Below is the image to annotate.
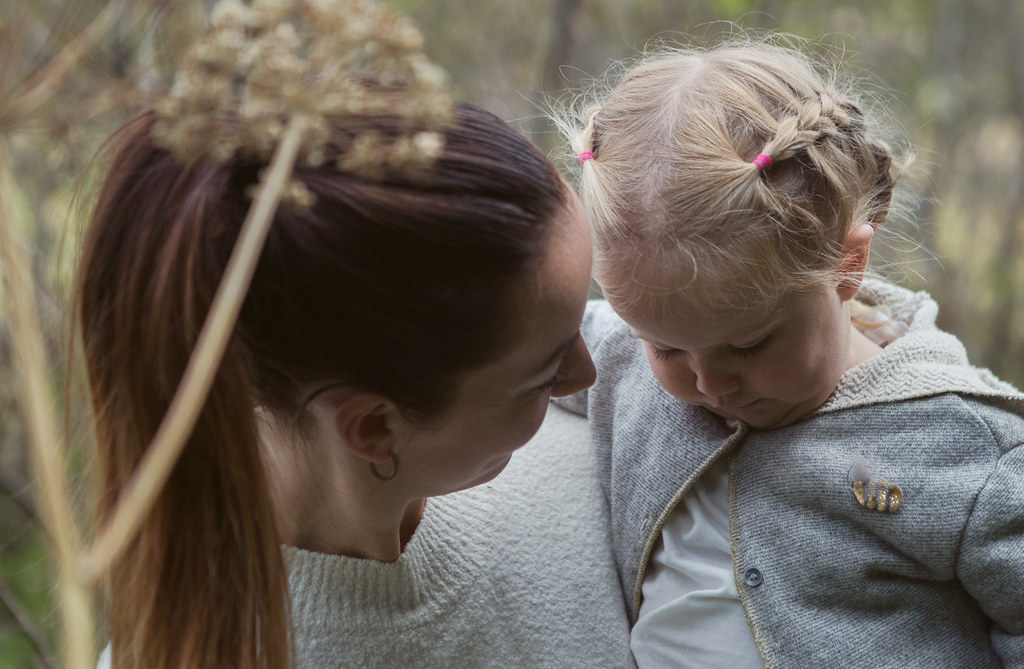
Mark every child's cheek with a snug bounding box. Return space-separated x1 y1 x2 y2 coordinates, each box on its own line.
649 357 697 402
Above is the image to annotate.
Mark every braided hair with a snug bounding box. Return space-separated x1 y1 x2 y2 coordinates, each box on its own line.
567 38 905 317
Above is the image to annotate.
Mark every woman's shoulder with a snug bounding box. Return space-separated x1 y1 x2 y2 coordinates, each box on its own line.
497 403 598 493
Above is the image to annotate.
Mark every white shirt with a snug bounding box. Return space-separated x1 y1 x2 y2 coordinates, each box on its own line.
631 458 763 668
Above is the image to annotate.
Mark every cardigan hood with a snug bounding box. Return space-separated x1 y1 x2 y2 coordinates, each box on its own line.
820 278 1023 414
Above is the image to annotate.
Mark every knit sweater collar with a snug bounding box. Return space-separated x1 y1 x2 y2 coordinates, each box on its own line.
817 278 1023 416
284 491 488 630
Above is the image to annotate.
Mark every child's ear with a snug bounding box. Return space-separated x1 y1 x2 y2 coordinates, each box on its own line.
324 391 403 466
837 223 874 301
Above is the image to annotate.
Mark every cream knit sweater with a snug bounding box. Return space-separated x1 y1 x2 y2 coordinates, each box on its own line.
286 404 632 668
98 406 632 668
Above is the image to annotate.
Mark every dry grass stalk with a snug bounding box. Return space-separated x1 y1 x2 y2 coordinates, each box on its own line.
0 1 123 132
79 113 310 583
0 5 130 665
0 574 57 669
0 147 93 669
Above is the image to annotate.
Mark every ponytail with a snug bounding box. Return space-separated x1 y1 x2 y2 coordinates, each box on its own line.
79 98 564 667
77 113 290 668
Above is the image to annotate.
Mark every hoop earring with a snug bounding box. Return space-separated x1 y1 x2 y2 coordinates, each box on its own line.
369 452 400 481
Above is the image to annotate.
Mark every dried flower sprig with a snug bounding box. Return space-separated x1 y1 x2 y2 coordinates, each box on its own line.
152 0 452 177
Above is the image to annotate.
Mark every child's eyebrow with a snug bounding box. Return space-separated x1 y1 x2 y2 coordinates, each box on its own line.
733 317 781 344
628 329 672 348
627 311 783 349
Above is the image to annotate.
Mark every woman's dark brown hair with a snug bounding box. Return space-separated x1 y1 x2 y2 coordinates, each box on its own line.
77 102 567 667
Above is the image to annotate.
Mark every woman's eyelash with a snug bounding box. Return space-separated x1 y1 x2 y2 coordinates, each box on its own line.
537 365 568 392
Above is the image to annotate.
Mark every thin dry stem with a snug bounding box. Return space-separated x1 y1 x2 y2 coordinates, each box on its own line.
0 144 94 669
0 573 57 669
79 113 309 583
0 1 123 132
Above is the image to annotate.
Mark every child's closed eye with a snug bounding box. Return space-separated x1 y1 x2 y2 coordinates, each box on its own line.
650 346 680 361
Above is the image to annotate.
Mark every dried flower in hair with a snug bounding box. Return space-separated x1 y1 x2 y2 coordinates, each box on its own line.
246 175 317 211
153 0 453 183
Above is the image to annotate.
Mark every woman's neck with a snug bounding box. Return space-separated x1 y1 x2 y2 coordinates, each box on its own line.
286 494 426 561
259 418 426 562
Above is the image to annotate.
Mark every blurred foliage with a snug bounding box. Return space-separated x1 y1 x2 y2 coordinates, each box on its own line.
1 0 1022 665
398 0 1024 385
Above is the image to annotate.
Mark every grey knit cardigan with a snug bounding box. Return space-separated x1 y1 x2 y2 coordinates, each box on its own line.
562 279 1024 668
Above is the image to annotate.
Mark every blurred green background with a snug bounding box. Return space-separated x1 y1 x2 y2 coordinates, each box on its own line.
2 0 1022 666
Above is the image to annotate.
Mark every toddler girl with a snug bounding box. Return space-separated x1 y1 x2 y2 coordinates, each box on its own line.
560 39 1024 667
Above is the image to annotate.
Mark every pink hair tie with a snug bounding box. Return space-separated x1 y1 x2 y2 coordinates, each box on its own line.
578 150 595 164
753 152 772 172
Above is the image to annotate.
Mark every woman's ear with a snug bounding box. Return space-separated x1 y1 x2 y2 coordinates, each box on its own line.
320 390 403 466
837 223 874 301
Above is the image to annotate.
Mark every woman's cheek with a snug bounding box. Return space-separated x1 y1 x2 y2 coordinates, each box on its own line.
515 394 553 448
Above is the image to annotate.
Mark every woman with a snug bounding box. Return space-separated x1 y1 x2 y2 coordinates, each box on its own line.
82 2 630 666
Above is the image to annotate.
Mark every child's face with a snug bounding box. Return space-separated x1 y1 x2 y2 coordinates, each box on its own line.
615 284 856 429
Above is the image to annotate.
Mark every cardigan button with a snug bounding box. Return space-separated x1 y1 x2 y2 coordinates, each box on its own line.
744 568 763 587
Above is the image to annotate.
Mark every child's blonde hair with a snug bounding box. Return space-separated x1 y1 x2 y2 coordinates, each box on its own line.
565 36 906 318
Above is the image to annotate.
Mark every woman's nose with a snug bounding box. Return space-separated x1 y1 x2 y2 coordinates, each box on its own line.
550 335 597 397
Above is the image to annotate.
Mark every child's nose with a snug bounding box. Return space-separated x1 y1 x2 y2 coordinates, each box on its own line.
689 354 739 398
550 335 597 397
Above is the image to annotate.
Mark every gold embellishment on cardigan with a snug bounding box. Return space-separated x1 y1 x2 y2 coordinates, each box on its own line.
852 478 902 512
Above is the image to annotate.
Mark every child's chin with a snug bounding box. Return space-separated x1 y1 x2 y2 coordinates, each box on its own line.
709 403 807 431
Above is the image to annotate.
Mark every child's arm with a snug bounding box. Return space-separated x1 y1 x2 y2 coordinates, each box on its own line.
957 436 1024 664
